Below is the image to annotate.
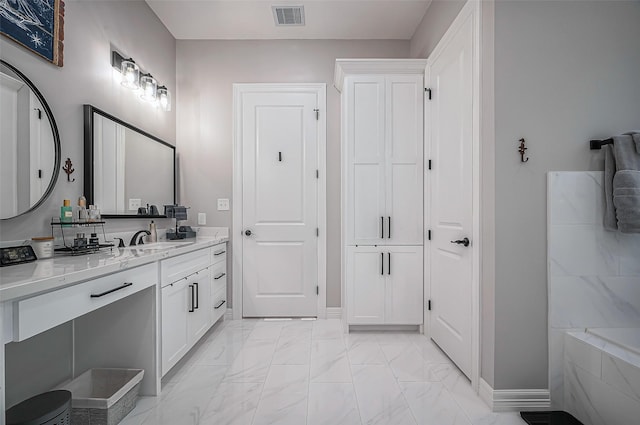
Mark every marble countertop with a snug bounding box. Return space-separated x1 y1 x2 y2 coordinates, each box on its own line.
0 236 228 303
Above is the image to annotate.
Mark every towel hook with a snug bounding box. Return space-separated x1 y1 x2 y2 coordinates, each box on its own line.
518 138 529 163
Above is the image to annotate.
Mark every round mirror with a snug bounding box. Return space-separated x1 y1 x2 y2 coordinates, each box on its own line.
0 60 61 220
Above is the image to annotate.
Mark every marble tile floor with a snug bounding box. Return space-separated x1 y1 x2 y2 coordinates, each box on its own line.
121 319 526 425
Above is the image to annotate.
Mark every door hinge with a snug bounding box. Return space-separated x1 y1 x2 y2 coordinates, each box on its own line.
428 159 432 170
316 228 319 237
314 108 319 120
316 169 319 179
428 230 431 240
35 108 42 119
428 300 432 311
425 88 432 100
316 285 319 295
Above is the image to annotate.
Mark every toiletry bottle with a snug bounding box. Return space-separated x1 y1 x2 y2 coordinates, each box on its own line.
61 199 73 227
149 220 158 243
78 195 87 222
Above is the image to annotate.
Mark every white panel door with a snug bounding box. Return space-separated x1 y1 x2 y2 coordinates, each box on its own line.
346 77 386 245
347 246 386 324
385 246 424 325
187 268 211 343
242 90 318 317
385 75 424 245
161 280 189 375
429 15 474 378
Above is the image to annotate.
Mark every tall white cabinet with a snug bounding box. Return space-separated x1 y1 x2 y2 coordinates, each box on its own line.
335 59 427 327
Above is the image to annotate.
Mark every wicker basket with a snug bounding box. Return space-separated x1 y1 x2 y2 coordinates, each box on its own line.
59 368 144 425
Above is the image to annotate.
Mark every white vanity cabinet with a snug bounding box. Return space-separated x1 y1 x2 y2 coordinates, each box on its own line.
160 242 227 376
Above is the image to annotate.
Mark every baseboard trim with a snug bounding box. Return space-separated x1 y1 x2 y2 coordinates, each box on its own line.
479 379 551 412
225 309 233 320
326 307 342 319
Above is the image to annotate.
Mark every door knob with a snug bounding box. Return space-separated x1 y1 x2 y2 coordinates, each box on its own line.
244 230 252 236
450 237 470 247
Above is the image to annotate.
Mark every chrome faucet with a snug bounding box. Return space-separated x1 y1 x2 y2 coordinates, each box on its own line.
130 230 151 246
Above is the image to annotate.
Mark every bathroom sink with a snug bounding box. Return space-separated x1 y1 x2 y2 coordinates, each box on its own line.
124 241 194 251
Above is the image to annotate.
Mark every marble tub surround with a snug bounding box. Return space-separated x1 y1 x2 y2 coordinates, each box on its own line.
0 232 228 302
120 319 527 425
547 172 640 408
564 332 640 425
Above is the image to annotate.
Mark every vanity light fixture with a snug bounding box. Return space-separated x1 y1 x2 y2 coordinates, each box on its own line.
157 86 171 111
111 50 171 111
140 73 157 102
120 58 140 89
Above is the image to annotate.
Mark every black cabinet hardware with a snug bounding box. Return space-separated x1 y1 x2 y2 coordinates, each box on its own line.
90 282 132 298
194 282 199 309
215 300 226 309
388 252 391 275
214 250 226 256
278 152 282 162
245 229 252 236
189 285 195 312
380 217 384 239
214 273 226 280
388 216 391 238
381 252 384 275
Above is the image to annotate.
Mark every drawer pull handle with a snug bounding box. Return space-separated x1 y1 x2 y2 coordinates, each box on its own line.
194 282 199 309
214 273 226 280
214 250 226 256
214 300 226 309
189 285 195 312
90 282 133 298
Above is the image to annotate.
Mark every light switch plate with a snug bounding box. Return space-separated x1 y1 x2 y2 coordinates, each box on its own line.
198 213 206 225
217 198 230 211
129 198 141 211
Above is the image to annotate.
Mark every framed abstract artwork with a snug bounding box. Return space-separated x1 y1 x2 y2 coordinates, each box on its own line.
0 0 65 67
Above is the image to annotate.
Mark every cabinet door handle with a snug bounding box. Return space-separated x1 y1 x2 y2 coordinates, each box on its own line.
214 300 226 309
90 282 133 298
214 272 226 280
381 252 384 275
388 216 391 239
380 217 384 239
189 284 195 312
388 252 391 275
214 250 226 256
193 282 199 309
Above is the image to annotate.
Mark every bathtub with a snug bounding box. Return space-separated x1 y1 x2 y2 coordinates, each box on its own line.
564 329 640 425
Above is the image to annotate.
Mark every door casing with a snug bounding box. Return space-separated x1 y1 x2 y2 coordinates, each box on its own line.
232 83 327 319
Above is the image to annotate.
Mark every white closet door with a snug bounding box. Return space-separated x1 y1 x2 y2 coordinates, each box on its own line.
346 76 386 245
385 246 424 325
385 75 424 245
429 14 474 378
347 246 386 324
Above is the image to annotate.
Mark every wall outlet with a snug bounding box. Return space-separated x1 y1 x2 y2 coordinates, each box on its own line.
217 198 230 211
198 212 206 225
129 198 141 211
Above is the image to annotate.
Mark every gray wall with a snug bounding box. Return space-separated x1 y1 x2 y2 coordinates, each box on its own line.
0 0 176 242
493 0 640 390
409 0 466 58
176 39 410 308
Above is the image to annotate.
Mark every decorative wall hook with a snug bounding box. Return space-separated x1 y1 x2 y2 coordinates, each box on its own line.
63 157 75 182
518 138 529 162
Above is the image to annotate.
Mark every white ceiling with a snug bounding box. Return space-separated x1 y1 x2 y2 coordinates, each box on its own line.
145 0 432 40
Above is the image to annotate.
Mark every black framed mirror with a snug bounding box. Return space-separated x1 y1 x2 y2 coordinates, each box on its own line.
83 105 176 218
0 59 61 220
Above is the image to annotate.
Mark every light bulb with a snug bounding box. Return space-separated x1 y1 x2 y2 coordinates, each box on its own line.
140 74 157 102
120 59 139 89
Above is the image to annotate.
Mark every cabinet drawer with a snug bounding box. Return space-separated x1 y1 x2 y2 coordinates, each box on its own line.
15 263 157 341
211 261 227 293
211 243 227 266
162 248 211 284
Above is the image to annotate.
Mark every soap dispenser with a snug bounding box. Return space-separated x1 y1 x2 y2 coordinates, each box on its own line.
149 220 158 243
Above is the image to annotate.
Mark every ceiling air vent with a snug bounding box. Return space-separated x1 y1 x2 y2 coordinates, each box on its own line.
272 5 305 26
